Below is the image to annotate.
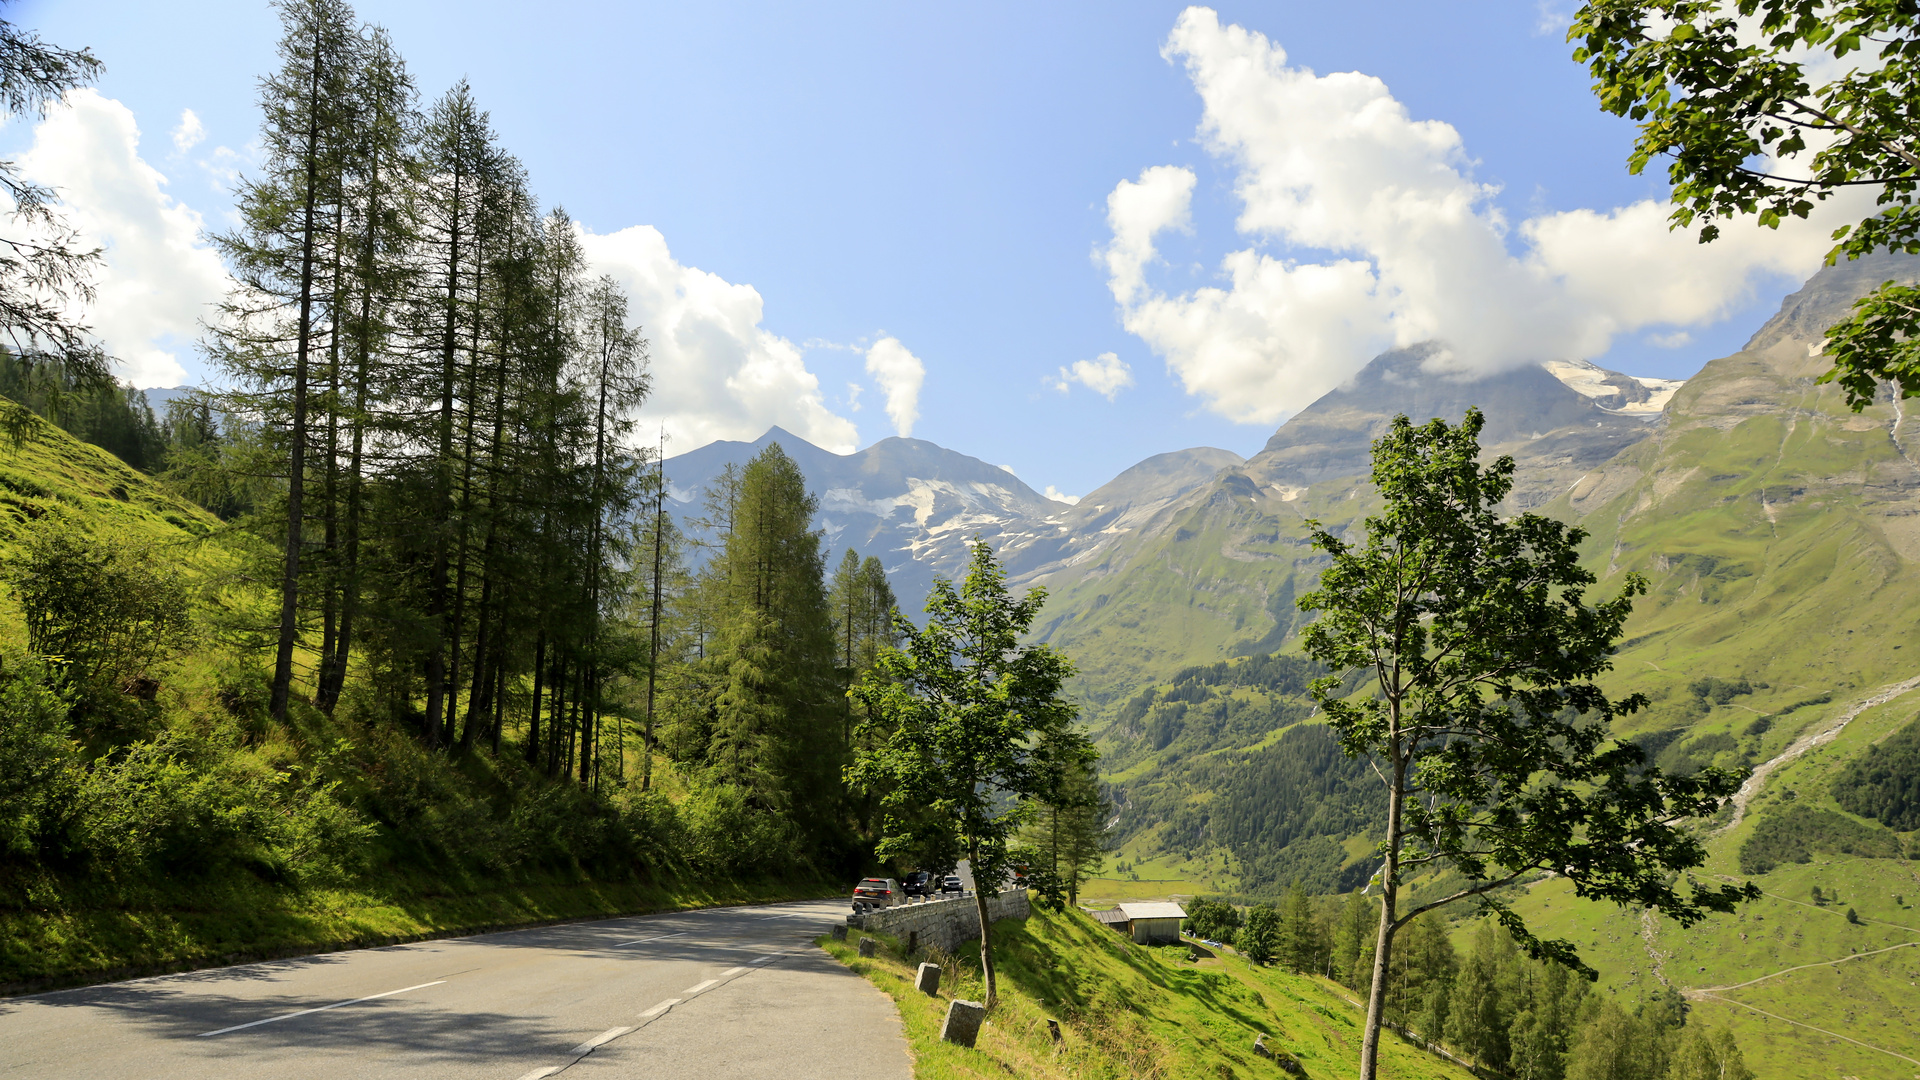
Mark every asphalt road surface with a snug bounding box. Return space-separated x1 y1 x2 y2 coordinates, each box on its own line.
0 898 910 1080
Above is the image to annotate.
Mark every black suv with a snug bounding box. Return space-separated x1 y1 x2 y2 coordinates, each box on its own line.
902 871 936 897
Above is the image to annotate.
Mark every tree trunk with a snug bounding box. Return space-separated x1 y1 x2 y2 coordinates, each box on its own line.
643 443 665 793
425 135 465 750
1358 739 1406 1080
971 841 998 1009
269 29 327 723
318 128 379 716
526 630 545 764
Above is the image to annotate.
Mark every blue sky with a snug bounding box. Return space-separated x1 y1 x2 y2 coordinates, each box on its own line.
4 1 1843 499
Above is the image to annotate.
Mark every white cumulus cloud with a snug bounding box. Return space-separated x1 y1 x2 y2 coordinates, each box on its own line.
16 90 232 388
1051 350 1134 400
578 224 860 454
1106 7 1869 426
1044 485 1081 505
863 335 925 438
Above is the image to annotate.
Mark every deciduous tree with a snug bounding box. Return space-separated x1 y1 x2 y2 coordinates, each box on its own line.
1297 409 1755 1080
849 539 1082 1007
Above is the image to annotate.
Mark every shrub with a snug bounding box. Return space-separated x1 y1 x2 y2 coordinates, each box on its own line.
0 653 79 858
1832 714 1920 830
2 518 190 717
1739 804 1902 874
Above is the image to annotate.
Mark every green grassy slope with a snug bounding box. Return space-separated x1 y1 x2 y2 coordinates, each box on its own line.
826 905 1477 1080
0 398 838 991
1056 256 1920 1076
0 397 222 554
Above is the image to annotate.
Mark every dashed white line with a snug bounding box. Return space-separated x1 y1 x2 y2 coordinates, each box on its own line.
721 966 748 977
750 954 779 964
637 997 681 1019
683 979 718 995
568 1025 635 1056
513 1068 561 1080
195 980 447 1037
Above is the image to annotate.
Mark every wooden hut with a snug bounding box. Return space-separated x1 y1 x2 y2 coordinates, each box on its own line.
1114 902 1187 944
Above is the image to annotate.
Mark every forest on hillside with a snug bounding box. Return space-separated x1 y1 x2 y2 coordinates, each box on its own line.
0 0 1092 985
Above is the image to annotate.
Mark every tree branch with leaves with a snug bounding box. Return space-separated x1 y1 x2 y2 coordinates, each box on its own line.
1571 0 1920 407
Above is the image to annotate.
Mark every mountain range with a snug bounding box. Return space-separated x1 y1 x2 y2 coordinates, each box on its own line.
665 252 1920 1080
663 344 1681 663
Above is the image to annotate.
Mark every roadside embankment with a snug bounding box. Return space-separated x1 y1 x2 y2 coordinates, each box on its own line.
821 904 1475 1080
1 872 838 995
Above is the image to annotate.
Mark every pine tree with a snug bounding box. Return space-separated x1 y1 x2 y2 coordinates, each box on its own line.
315 23 414 714
702 444 840 828
0 9 110 430
1021 733 1111 906
1446 921 1508 1071
1333 890 1375 988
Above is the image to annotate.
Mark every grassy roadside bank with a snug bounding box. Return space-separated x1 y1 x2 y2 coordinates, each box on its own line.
2 873 837 995
820 905 1474 1080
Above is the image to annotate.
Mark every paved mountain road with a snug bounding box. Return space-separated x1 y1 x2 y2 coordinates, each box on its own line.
0 898 909 1080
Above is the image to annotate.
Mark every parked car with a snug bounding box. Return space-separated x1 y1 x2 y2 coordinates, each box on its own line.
851 877 902 913
902 871 935 897
940 875 964 894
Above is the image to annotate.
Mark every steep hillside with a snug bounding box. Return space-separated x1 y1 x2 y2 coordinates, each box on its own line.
1019 347 1677 703
826 904 1478 1080
0 396 222 554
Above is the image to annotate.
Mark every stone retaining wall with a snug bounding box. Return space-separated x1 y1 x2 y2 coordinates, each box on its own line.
849 890 1030 953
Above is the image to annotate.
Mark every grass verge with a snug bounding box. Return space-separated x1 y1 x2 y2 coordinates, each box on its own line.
819 904 1475 1080
1 872 836 994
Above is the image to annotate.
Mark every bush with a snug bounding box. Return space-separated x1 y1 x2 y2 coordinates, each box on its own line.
2 518 190 719
0 654 79 859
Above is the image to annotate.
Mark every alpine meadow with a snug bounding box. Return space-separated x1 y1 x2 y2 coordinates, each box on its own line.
4 3 1920 1080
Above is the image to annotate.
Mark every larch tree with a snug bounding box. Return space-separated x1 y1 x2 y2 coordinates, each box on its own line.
0 3 109 442
207 0 361 721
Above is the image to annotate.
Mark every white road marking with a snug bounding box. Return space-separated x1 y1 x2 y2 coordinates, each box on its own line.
195 980 447 1037
568 1025 635 1056
613 931 687 947
757 912 797 920
683 979 718 995
637 997 681 1019
750 954 780 964
722 966 748 977
513 1069 561 1080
